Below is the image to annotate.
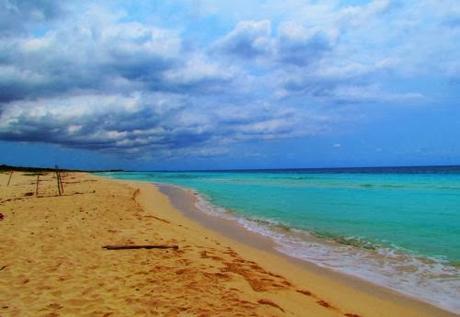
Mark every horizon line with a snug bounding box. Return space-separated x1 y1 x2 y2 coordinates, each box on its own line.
2 163 460 173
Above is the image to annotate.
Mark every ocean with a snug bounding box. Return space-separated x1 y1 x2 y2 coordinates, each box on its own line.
99 166 460 313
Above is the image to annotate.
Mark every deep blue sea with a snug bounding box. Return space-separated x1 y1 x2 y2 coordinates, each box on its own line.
99 166 460 313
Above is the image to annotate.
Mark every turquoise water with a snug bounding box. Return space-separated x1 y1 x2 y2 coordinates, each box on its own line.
99 168 460 312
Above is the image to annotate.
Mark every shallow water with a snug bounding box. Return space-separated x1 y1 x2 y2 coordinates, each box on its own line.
99 166 460 313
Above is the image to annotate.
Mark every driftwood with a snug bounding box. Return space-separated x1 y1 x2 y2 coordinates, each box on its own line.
102 245 178 250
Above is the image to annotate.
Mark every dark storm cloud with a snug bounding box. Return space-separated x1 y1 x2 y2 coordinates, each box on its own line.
0 93 309 157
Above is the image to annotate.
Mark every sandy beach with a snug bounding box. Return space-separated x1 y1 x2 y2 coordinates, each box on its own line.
0 171 457 317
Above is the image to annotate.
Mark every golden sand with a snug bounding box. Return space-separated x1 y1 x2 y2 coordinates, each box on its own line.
0 171 456 316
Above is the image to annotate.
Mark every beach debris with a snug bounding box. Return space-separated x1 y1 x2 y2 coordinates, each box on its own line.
102 244 179 250
0 213 4 221
0 265 7 271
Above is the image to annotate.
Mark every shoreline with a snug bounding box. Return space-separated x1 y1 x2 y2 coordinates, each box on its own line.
1 171 457 316
154 181 459 317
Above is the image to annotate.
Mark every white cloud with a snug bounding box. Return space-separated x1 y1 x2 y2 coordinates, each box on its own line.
213 20 273 59
0 0 458 158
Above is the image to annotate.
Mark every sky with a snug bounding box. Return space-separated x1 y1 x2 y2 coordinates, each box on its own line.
0 0 459 170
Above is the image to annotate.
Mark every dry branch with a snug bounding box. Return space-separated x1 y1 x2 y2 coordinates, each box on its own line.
102 245 178 250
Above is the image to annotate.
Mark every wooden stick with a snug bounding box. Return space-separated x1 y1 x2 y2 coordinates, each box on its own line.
55 168 61 196
7 171 13 186
35 174 40 196
59 171 64 194
102 245 179 250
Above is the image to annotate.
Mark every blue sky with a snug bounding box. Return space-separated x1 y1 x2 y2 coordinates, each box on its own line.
0 0 459 170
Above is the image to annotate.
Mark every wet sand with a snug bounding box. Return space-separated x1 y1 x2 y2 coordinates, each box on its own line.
0 171 457 316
